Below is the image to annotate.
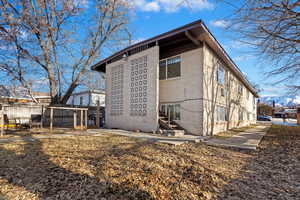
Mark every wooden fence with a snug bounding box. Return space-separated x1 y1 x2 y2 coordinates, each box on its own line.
2 104 44 126
0 103 105 131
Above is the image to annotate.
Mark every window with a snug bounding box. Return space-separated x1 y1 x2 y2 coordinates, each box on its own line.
159 60 166 80
159 56 181 80
80 96 83 106
221 88 225 97
216 106 227 122
175 104 181 120
160 103 181 120
160 104 166 114
253 96 256 110
239 108 244 121
238 83 243 94
217 66 225 85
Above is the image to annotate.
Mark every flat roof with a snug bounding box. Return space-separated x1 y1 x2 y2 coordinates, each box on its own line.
91 19 259 97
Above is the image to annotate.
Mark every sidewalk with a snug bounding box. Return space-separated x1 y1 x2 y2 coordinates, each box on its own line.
88 129 205 145
204 125 270 150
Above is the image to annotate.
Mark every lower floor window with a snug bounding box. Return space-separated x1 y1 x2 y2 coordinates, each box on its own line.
239 108 244 121
160 103 180 120
216 106 227 122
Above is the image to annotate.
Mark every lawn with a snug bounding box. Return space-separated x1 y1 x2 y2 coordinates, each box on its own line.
0 125 299 200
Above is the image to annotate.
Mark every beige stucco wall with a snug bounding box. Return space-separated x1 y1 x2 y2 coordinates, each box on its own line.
105 46 159 132
159 48 204 135
202 42 257 136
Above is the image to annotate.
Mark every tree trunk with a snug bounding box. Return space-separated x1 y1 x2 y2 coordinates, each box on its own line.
48 71 58 105
60 81 79 105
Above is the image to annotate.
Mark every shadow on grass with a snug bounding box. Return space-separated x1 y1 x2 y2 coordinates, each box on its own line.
0 134 154 199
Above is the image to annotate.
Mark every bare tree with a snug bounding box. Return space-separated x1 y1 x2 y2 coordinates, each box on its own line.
0 0 130 104
225 0 300 89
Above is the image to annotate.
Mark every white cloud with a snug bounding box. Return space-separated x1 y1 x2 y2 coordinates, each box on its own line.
233 55 255 62
210 20 229 28
130 0 213 13
144 1 160 12
294 95 300 104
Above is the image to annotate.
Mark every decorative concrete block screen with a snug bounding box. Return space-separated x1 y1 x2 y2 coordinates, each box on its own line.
130 56 148 116
105 46 159 132
110 64 124 116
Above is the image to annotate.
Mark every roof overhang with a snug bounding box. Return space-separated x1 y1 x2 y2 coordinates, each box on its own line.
91 20 259 97
91 20 204 72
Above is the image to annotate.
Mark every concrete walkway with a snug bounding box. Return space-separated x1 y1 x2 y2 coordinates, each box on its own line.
204 125 270 150
88 129 205 145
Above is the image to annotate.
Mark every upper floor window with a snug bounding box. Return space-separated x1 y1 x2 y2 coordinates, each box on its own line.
159 56 181 80
217 66 225 85
238 83 243 95
80 96 83 105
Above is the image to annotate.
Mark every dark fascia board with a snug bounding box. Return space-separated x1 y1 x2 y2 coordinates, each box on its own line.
91 20 203 70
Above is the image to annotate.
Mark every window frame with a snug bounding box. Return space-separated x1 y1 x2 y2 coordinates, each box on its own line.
80 96 83 106
160 103 181 120
238 83 243 95
217 65 225 85
215 105 228 122
159 55 181 80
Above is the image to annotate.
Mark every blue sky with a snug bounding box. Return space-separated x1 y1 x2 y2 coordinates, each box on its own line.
125 0 285 97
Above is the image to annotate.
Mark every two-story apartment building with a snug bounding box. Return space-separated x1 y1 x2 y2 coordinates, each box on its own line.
91 20 258 136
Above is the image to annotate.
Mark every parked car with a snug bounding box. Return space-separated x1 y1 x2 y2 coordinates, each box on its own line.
257 115 272 121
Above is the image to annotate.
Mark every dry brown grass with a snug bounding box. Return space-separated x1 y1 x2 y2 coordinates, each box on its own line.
218 124 300 199
0 128 79 139
0 124 299 200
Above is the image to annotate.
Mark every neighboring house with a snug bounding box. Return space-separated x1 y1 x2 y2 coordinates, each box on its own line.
0 89 50 105
91 20 259 136
67 90 105 107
